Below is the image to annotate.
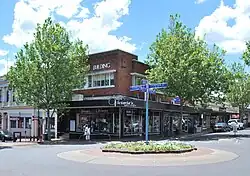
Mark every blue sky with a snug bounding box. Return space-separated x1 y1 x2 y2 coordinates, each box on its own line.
0 0 248 75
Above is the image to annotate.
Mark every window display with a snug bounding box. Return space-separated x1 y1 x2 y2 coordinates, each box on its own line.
162 112 171 135
123 110 142 135
76 109 119 134
149 112 160 133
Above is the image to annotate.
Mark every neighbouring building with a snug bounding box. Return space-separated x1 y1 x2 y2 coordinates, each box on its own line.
0 77 58 139
59 49 239 140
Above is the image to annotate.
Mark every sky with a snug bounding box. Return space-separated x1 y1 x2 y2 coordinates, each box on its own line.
0 0 249 76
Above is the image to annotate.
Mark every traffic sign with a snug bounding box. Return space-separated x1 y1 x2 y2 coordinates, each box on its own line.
149 83 167 89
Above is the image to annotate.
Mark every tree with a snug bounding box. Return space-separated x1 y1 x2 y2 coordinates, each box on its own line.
7 17 89 140
226 41 250 119
146 14 228 131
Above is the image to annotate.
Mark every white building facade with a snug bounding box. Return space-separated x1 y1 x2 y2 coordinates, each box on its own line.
0 78 58 138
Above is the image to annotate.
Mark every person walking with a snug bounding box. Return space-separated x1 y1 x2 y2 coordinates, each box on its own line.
85 125 91 141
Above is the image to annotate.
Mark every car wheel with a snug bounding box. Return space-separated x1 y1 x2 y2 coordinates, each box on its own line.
1 136 5 142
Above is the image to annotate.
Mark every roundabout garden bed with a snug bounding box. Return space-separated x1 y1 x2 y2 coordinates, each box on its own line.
102 141 197 154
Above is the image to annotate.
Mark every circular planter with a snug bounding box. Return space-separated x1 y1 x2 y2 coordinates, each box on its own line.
102 142 197 154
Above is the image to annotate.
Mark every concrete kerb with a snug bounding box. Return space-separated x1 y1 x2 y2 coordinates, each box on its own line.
0 142 38 147
57 147 239 167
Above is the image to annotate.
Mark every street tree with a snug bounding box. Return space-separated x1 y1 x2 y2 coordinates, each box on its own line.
7 17 89 140
146 14 228 131
226 41 250 119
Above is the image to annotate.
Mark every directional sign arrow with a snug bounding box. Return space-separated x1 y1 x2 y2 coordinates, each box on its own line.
149 83 167 89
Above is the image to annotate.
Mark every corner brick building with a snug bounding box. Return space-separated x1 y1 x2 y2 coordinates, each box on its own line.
60 49 233 140
74 49 153 100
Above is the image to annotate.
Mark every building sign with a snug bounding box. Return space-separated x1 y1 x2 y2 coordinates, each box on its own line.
116 100 136 107
93 63 111 70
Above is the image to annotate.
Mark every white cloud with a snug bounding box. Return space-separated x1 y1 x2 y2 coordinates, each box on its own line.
195 0 207 4
196 0 250 54
0 50 9 56
0 59 15 76
3 0 136 53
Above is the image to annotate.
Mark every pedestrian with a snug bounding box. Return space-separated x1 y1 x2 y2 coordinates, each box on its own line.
85 125 90 141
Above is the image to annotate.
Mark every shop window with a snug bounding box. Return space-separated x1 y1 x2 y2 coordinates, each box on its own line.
18 117 24 128
0 89 2 103
123 110 142 135
25 117 31 129
76 109 119 134
10 120 16 128
149 112 160 133
87 72 115 88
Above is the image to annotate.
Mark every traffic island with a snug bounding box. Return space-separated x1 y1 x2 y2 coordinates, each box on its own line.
102 141 196 154
57 145 239 166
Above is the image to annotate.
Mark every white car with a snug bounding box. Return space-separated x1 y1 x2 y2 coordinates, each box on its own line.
228 119 244 130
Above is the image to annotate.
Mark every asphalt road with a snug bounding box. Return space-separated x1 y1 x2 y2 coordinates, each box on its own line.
0 129 250 176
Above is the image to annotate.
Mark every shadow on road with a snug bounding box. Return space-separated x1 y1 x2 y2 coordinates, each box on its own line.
0 146 12 150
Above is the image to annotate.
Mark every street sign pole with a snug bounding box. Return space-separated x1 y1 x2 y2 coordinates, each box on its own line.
129 80 167 145
145 83 149 144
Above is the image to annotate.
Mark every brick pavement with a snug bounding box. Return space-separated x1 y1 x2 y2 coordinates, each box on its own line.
57 147 238 166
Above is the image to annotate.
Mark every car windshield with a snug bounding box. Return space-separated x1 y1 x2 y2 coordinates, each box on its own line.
1 130 12 136
228 120 236 123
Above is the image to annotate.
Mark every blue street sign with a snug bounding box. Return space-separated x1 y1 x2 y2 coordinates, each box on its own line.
140 88 156 94
141 79 148 85
129 85 146 91
149 83 167 89
173 96 181 104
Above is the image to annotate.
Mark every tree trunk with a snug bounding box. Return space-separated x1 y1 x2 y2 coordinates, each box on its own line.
47 109 51 141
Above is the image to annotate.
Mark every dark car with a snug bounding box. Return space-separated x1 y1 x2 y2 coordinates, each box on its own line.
213 122 231 132
0 130 14 142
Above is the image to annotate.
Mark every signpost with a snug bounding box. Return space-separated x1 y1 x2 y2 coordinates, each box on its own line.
130 79 167 144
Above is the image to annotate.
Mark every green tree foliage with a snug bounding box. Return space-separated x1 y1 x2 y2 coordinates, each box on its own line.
226 42 250 118
7 17 89 140
146 14 228 129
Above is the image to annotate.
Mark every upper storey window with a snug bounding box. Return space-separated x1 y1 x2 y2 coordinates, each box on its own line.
87 72 115 88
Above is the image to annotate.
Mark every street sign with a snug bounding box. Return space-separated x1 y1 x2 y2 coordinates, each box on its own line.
141 88 156 94
129 80 168 145
173 96 181 104
141 79 148 85
149 83 167 89
129 85 146 91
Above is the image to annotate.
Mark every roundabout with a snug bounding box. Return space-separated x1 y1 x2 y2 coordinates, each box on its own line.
57 146 239 166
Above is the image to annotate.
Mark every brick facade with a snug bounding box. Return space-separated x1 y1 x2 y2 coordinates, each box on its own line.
74 49 151 98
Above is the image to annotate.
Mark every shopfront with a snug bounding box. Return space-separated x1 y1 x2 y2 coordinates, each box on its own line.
65 96 204 139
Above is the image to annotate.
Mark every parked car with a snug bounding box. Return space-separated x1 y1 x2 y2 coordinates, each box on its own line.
228 119 244 130
0 130 14 142
213 122 231 132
